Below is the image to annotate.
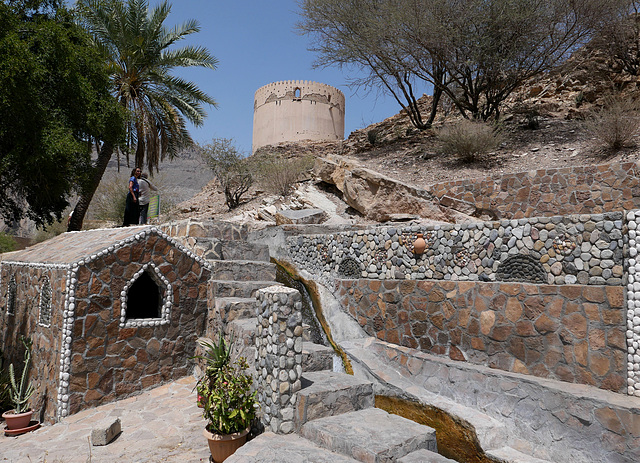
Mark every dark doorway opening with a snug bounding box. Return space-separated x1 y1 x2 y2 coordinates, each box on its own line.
126 271 161 319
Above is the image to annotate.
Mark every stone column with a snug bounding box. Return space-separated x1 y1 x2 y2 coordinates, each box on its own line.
255 285 303 433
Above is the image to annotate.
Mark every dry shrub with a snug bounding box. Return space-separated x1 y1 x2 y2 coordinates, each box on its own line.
254 154 314 197
437 119 502 162
586 96 640 151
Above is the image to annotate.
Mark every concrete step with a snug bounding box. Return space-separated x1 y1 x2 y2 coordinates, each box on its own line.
487 447 554 463
215 297 256 322
211 280 280 298
227 317 258 347
343 338 508 453
226 432 360 463
189 237 271 262
168 219 248 241
300 407 438 462
209 260 276 281
302 342 333 372
398 449 457 462
295 371 374 431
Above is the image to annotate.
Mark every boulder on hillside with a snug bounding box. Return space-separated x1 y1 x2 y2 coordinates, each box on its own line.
275 208 328 225
315 157 454 223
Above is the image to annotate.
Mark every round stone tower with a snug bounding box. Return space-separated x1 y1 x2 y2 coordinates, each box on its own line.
252 80 345 153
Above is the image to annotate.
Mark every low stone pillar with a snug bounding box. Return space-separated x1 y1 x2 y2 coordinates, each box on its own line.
255 285 303 434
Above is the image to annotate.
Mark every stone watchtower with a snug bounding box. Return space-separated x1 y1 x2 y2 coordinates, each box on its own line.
252 80 345 153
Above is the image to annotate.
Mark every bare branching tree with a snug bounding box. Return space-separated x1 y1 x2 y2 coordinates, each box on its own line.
299 0 613 124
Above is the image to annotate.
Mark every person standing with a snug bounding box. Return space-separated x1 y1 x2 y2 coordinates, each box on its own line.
138 172 158 224
122 167 141 226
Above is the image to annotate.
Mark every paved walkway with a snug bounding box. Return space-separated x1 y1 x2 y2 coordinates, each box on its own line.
0 376 211 463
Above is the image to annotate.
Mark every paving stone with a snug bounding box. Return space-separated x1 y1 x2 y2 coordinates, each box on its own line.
226 432 359 462
90 417 121 446
300 408 437 462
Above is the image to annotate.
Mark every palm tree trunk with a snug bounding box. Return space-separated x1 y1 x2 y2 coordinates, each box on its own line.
67 141 114 231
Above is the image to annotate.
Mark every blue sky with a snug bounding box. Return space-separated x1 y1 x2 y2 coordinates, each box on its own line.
156 1 406 154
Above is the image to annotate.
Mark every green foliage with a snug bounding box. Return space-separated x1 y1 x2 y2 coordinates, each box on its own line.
254 153 314 197
437 119 503 163
193 333 233 408
201 138 253 209
0 1 124 226
0 349 12 413
69 0 218 231
586 96 640 151
8 337 35 414
202 357 257 435
0 233 17 253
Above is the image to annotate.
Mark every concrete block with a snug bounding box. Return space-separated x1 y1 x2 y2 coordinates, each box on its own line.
91 417 121 446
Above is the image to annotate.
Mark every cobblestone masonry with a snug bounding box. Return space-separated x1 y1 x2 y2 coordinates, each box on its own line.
337 279 626 393
288 212 624 286
0 227 210 422
428 161 640 219
255 286 303 434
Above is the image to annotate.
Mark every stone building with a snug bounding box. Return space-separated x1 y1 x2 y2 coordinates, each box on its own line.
252 80 345 152
0 226 209 423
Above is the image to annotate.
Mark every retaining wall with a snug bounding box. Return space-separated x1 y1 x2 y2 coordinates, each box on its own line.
337 279 626 392
428 161 640 219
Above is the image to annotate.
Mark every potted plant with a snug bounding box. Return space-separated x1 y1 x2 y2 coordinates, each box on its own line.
193 332 232 408
201 355 257 463
2 337 35 432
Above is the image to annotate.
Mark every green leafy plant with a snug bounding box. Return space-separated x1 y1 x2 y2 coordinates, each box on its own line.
0 349 12 413
202 357 257 435
8 337 35 414
0 233 17 253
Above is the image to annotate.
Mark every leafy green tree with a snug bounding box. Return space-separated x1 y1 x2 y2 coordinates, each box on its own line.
69 0 218 231
0 0 123 226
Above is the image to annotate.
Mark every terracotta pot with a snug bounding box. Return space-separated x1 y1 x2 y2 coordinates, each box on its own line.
413 233 427 255
2 409 33 430
203 427 249 463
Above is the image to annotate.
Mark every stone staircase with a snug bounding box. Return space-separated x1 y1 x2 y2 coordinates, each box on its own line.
184 223 333 377
182 222 548 462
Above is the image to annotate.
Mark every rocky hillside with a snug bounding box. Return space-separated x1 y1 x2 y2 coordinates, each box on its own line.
168 43 640 228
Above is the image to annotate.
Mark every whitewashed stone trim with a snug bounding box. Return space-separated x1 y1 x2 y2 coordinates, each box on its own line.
57 267 75 419
119 262 172 328
626 210 640 396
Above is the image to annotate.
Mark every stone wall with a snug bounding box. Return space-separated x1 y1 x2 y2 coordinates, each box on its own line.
428 162 640 219
254 286 303 434
0 264 67 422
337 279 626 393
288 212 624 286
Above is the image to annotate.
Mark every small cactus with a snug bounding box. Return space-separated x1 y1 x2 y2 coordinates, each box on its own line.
8 337 34 414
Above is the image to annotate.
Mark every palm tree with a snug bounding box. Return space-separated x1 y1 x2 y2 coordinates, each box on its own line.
68 0 217 231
